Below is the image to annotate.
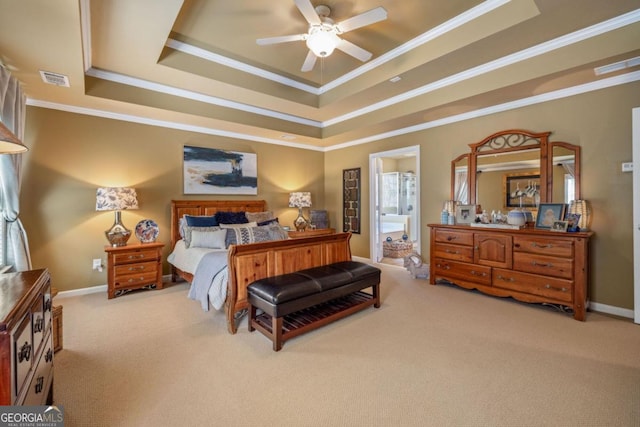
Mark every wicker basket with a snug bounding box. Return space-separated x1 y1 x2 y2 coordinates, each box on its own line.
53 305 63 352
383 240 413 258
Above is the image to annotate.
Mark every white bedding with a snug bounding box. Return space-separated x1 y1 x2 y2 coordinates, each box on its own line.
167 240 229 311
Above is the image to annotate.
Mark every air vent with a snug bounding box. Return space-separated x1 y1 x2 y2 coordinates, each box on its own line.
39 70 70 87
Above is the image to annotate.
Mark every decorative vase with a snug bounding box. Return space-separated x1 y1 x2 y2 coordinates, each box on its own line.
507 209 527 226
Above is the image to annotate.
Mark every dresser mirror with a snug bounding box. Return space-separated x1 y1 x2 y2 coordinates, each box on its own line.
450 130 581 209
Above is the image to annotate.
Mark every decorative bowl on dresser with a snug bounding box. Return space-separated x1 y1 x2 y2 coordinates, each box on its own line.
104 242 165 299
428 224 593 320
0 269 54 405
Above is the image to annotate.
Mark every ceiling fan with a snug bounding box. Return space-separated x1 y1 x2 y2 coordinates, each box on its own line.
256 0 387 72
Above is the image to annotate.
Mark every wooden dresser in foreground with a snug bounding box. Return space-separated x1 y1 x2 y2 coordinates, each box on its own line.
104 242 164 299
288 228 336 238
428 224 593 320
0 269 54 405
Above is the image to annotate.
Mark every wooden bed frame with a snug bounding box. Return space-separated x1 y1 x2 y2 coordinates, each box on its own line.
170 200 352 334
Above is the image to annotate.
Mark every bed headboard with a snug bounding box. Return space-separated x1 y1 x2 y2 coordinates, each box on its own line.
170 199 267 249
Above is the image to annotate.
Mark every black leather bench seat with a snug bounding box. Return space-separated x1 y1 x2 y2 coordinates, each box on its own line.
247 261 381 351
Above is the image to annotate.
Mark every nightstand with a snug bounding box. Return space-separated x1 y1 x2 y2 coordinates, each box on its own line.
287 228 336 238
104 242 164 299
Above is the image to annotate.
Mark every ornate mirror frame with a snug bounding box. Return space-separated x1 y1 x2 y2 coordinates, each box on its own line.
451 129 581 207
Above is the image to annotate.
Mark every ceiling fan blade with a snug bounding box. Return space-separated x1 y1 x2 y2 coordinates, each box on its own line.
335 7 387 33
336 38 373 62
294 0 321 25
257 34 305 45
301 50 317 72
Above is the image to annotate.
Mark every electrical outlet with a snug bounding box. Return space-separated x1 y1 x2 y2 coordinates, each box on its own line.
92 259 102 270
622 162 633 173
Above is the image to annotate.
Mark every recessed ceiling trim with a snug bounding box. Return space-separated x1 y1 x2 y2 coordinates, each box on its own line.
594 55 640 75
29 71 639 154
324 8 640 126
168 0 511 96
326 70 640 151
85 67 323 128
165 38 321 95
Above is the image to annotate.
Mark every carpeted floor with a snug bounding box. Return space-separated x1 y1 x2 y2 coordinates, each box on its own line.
54 263 640 427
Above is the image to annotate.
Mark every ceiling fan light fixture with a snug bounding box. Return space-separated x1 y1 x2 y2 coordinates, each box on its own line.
306 28 336 57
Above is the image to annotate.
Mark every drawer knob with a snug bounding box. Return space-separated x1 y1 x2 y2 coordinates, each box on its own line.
470 270 487 277
532 243 553 249
33 316 44 333
446 236 457 241
445 249 459 254
497 274 515 282
128 266 145 271
45 348 53 363
545 284 567 292
18 341 31 363
128 254 145 260
128 277 145 283
35 376 44 394
531 261 553 268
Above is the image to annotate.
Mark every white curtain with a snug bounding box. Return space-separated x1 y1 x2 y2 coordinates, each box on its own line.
0 66 32 271
454 170 469 204
562 162 575 178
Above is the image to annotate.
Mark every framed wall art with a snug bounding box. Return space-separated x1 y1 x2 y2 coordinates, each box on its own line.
183 146 257 195
343 168 361 233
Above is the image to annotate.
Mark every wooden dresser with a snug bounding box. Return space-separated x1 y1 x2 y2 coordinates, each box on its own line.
428 224 593 320
105 242 165 299
0 269 54 405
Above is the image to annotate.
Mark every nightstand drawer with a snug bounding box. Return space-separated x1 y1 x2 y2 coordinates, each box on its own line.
114 271 159 288
113 249 159 265
114 261 158 276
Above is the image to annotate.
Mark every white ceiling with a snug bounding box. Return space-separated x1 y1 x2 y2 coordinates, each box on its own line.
1 0 639 151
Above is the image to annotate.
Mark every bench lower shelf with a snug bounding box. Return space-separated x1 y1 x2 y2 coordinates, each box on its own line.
250 291 378 351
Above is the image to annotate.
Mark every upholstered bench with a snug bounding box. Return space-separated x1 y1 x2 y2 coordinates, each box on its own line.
247 261 381 351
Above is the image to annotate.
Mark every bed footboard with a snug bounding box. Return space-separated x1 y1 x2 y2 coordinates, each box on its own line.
226 232 352 334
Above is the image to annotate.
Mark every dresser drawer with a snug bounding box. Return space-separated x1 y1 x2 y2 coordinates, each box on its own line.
22 330 53 406
513 252 573 279
433 258 491 285
493 268 573 303
513 236 573 257
433 243 473 262
113 249 160 265
114 271 159 289
434 229 473 246
13 313 32 399
114 261 158 276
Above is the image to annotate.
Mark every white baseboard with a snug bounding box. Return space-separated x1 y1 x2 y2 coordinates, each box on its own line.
56 274 174 299
590 302 634 319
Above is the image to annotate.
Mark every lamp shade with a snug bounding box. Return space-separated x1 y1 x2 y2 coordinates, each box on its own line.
0 121 28 153
568 199 591 231
96 187 139 211
289 192 312 208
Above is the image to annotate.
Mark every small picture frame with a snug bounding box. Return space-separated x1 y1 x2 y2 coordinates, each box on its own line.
550 220 568 232
535 203 567 229
455 205 476 224
565 213 581 232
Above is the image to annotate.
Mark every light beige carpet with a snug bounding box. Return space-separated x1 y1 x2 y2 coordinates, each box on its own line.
54 264 640 427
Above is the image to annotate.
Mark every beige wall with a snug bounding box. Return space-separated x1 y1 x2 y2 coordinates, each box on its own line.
21 108 325 292
19 81 639 310
325 81 639 310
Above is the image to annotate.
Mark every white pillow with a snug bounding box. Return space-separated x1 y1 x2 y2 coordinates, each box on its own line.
190 229 228 249
219 221 257 229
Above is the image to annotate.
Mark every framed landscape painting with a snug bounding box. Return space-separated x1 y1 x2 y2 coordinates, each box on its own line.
183 146 257 195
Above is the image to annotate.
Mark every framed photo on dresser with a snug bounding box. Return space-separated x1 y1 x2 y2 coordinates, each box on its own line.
535 203 566 229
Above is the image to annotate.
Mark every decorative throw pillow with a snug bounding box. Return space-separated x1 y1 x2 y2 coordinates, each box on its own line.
220 222 258 247
215 211 248 225
190 229 227 249
183 226 221 248
184 214 218 227
257 217 279 226
225 224 287 247
246 211 275 224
